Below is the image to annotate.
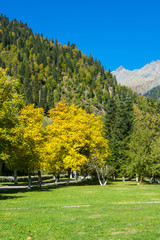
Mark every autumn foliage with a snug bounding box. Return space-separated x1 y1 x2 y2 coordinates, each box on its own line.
42 101 109 173
0 74 109 180
6 105 44 172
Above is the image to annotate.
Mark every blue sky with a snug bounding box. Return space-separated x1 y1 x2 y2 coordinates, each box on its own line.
1 0 160 71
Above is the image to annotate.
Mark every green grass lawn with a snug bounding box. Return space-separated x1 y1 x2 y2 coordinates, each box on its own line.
0 181 160 240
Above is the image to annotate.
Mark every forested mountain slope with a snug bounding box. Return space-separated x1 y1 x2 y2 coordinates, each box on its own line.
144 85 160 99
0 14 136 115
1 14 160 181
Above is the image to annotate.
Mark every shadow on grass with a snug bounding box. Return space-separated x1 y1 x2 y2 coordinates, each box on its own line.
37 179 115 191
0 178 105 195
127 181 157 186
0 194 24 200
0 178 140 197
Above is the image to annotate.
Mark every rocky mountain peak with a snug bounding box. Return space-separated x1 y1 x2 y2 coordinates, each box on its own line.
112 60 160 95
115 65 125 72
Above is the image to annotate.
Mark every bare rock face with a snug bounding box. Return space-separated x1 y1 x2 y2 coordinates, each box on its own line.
112 60 160 94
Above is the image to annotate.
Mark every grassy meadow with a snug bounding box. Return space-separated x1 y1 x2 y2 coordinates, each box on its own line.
0 181 160 240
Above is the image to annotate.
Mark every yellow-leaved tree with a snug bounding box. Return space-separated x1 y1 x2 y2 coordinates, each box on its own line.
42 100 110 185
6 105 44 187
0 68 23 175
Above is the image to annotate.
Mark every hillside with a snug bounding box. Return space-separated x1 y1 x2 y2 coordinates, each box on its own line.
112 60 160 95
144 85 160 99
0 14 136 115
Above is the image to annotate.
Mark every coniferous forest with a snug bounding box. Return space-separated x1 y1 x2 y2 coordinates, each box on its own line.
0 13 160 184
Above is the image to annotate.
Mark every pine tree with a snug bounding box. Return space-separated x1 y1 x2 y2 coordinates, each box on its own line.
104 90 134 179
32 74 39 106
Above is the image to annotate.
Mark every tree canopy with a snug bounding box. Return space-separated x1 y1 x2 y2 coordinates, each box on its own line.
0 68 23 173
42 101 110 176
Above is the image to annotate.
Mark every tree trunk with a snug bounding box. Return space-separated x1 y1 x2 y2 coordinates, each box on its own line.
55 177 58 185
149 174 154 184
96 168 103 185
149 177 153 184
75 177 78 183
101 168 107 185
67 168 71 185
28 172 32 189
53 175 58 185
75 171 78 183
102 172 107 185
14 170 18 185
103 180 108 185
152 173 155 183
136 173 138 182
122 174 125 182
95 167 107 186
57 173 60 181
137 174 142 185
38 171 42 188
0 160 3 175
113 174 116 181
